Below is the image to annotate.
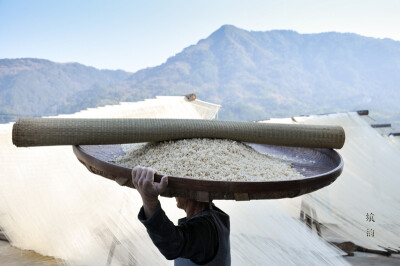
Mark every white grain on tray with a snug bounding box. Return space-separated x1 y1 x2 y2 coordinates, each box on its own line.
115 138 304 181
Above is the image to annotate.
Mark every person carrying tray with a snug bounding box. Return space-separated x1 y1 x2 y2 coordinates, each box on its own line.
132 166 231 265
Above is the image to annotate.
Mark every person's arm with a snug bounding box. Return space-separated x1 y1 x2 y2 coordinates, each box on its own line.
132 166 218 264
138 202 218 264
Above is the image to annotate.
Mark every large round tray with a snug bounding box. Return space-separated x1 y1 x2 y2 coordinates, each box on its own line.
73 144 343 201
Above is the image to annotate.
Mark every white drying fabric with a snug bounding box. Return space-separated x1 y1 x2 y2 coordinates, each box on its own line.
117 138 304 181
0 122 349 265
0 97 347 265
276 112 400 251
386 135 400 151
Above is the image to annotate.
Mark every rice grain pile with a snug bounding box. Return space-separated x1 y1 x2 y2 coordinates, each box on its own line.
116 138 304 181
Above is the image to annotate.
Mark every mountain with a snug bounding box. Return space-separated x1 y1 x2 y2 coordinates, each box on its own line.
1 25 400 127
0 58 131 122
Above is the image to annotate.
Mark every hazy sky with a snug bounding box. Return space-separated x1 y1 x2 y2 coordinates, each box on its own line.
1 0 399 72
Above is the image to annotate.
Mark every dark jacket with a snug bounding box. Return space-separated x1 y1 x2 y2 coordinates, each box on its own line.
138 202 230 265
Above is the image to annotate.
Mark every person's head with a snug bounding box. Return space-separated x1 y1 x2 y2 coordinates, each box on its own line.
175 197 210 217
175 197 190 210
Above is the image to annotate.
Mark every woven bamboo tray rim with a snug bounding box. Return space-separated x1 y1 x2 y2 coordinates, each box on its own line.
73 143 343 201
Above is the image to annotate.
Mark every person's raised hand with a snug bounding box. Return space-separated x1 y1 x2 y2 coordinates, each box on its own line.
132 165 168 218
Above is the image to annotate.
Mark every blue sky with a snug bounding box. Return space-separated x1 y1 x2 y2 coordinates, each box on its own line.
1 0 399 72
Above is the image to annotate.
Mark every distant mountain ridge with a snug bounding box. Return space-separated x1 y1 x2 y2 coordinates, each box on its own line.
1 25 400 127
0 58 131 122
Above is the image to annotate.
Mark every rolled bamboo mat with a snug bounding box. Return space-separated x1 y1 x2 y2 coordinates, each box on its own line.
12 118 345 149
